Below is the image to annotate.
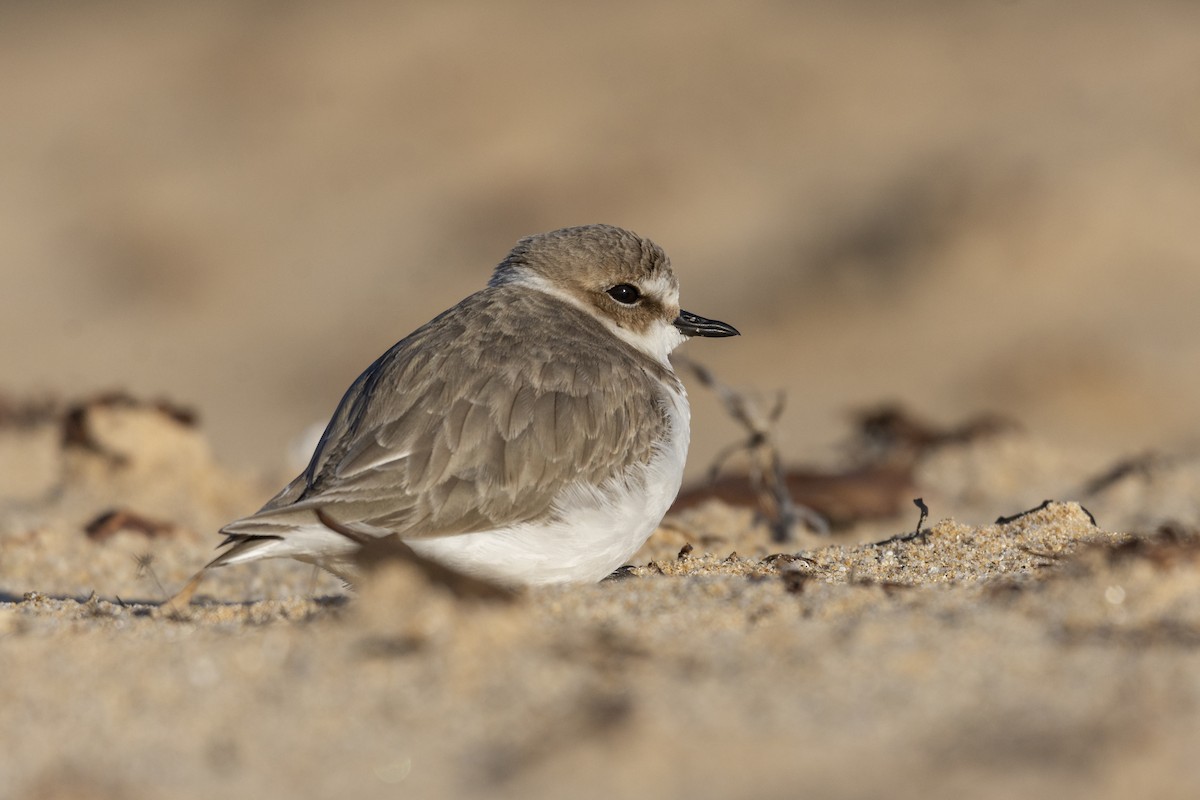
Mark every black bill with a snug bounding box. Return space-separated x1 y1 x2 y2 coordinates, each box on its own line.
674 310 740 338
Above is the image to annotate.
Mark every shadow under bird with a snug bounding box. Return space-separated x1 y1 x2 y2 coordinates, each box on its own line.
176 224 737 601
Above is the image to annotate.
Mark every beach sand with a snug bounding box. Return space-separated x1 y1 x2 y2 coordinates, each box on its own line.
2 399 1198 799
3 2 1200 797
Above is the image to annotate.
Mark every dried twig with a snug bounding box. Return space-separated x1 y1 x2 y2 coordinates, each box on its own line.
133 553 170 601
871 497 932 547
675 356 824 542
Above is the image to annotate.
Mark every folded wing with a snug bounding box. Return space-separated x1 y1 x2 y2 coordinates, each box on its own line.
219 288 674 545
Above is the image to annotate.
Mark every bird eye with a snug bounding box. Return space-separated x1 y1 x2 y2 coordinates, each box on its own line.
606 284 641 305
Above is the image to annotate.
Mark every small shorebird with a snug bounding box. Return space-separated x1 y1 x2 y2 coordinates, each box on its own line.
177 224 737 600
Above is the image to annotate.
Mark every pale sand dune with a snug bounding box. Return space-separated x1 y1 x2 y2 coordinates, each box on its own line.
2 1 1199 472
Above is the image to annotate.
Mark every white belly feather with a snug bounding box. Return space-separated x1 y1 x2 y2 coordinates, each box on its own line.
406 384 690 584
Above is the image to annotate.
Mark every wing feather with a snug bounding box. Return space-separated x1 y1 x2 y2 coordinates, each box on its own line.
224 285 678 542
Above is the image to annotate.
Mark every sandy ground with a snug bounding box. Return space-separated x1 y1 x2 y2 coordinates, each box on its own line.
2 397 1199 800
3 2 1200 798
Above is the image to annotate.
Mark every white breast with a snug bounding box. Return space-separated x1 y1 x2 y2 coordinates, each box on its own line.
406 381 691 585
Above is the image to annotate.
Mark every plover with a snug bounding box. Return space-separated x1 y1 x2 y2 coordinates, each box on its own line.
191 224 737 592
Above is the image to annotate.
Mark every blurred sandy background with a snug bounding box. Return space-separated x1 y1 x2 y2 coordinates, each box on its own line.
5 5 1200 800
4 0 1198 481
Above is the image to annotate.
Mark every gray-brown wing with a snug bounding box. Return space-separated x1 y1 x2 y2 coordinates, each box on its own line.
245 287 674 538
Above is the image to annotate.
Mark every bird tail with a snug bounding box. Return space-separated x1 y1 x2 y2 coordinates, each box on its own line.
205 533 285 569
163 509 371 611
